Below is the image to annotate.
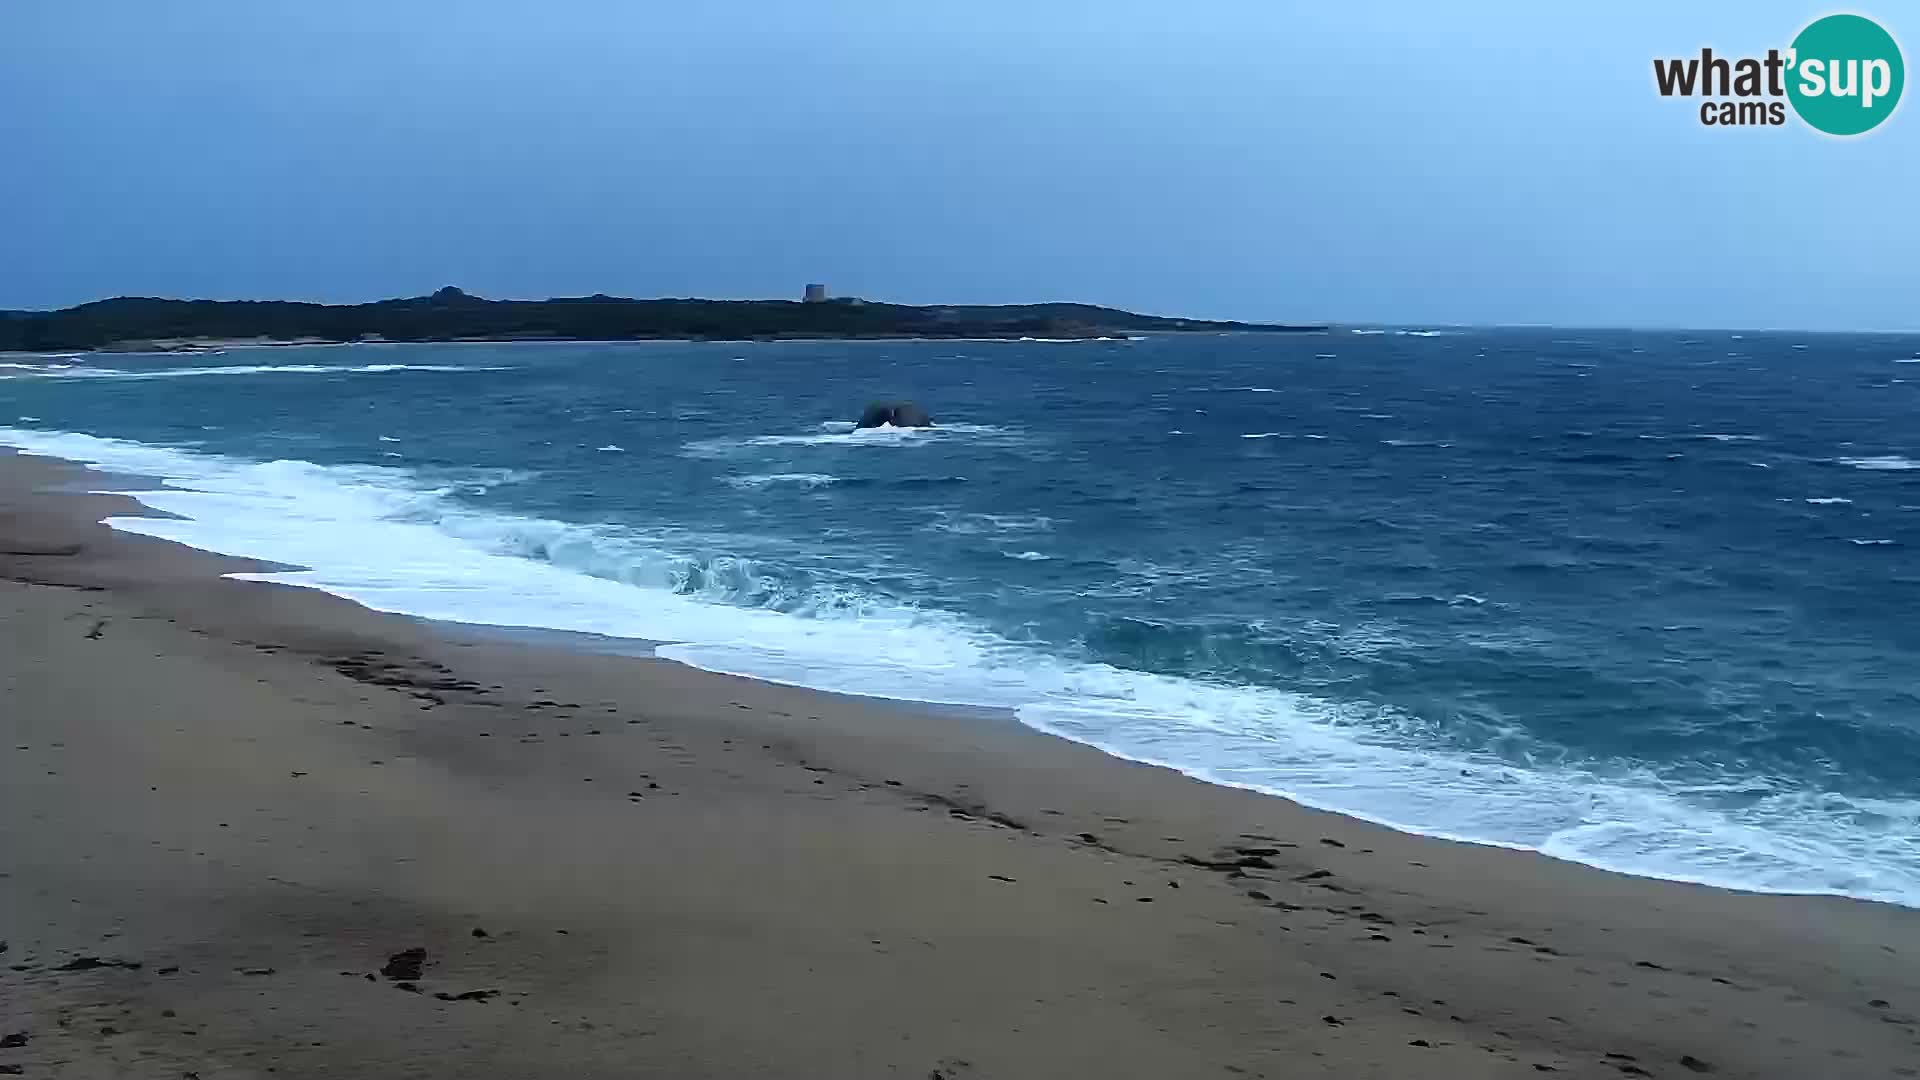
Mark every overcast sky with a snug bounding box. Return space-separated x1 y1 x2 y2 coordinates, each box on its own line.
3 2 1914 329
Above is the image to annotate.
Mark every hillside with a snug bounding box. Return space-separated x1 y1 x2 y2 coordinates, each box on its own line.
0 288 1323 351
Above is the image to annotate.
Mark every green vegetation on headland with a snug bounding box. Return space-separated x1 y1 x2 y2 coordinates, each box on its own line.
0 287 1324 352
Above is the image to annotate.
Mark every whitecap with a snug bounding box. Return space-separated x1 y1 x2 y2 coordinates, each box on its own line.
1839 456 1920 471
1804 497 1853 505
1850 538 1896 545
0 363 500 381
927 512 1053 535
685 421 1016 457
596 445 625 452
727 473 839 490
1003 550 1052 561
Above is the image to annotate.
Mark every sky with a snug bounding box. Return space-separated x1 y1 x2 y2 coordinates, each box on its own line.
2 1 1915 330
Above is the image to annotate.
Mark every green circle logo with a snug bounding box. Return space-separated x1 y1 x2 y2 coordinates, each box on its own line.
1787 14 1904 135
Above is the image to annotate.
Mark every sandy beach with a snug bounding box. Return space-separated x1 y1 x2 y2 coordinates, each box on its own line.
2 446 1917 1079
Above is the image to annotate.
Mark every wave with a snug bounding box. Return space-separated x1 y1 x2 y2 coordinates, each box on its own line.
1804 497 1854 505
926 512 1053 535
0 363 498 381
683 421 1021 457
1838 456 1920 471
4 425 1918 907
727 473 840 490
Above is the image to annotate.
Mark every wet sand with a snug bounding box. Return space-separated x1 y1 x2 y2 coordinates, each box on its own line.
2 447 1917 1079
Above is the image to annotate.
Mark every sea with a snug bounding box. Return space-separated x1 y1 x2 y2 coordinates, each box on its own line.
4 328 1919 905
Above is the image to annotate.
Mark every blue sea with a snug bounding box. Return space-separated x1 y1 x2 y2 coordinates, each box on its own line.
6 329 1920 904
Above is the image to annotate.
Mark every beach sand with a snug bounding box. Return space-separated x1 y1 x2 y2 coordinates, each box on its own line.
2 447 1917 1079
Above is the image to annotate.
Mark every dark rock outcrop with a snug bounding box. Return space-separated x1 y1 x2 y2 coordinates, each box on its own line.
855 401 933 429
380 948 426 981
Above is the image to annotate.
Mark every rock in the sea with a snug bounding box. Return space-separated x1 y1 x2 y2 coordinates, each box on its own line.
380 948 426 981
855 401 933 429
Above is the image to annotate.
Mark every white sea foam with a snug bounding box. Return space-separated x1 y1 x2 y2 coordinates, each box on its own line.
596 445 625 452
1850 538 1896 546
1804 497 1854 505
0 363 499 380
4 424 1917 908
1839 456 1920 471
926 512 1053 535
727 473 840 490
1003 550 1052 561
684 421 1019 457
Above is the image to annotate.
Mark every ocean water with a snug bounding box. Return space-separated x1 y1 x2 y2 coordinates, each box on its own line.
5 330 1920 905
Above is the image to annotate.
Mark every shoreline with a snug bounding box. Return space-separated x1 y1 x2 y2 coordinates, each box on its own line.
8 429 1906 909
4 446 1919 1077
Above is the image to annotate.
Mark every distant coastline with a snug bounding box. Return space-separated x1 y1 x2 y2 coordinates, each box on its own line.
0 286 1326 353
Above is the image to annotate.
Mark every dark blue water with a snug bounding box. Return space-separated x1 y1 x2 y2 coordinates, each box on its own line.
6 328 1919 902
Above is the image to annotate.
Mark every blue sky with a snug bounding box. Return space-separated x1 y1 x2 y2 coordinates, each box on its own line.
3 2 1914 329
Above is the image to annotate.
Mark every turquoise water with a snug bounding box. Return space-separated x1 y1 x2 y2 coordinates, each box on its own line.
5 328 1919 902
